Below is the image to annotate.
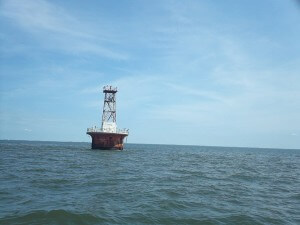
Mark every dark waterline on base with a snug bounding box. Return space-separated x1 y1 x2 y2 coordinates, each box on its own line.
0 140 299 224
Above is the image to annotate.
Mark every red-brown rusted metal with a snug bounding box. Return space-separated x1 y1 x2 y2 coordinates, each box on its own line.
87 131 127 150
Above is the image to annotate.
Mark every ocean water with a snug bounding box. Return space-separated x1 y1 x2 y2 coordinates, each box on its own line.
0 140 299 225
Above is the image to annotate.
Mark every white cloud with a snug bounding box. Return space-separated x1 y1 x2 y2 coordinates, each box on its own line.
0 0 128 60
1 0 85 37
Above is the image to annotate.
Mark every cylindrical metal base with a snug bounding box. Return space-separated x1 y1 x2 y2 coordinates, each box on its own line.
87 132 128 150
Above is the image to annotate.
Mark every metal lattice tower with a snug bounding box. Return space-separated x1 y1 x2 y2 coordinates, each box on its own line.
101 85 117 128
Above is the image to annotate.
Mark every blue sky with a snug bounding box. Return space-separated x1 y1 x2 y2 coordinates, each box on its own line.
0 0 299 149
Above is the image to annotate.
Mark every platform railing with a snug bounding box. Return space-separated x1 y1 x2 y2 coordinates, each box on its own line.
87 127 129 134
103 85 117 92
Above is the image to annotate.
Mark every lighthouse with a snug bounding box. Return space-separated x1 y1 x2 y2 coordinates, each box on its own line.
87 85 129 150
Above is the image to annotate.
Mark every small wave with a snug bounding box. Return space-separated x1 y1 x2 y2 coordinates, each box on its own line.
0 210 108 225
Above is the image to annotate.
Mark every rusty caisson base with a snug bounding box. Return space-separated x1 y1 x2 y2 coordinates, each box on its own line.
87 132 128 150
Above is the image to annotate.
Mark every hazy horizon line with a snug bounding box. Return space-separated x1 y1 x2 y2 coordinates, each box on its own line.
1 139 299 151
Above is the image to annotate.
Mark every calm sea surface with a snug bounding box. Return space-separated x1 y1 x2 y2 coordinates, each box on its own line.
0 140 299 225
